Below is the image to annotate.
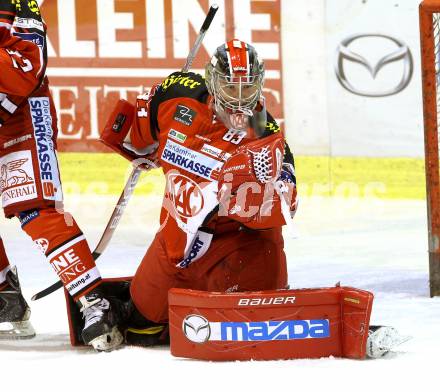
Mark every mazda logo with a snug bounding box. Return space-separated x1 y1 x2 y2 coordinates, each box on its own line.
335 33 413 97
182 314 211 343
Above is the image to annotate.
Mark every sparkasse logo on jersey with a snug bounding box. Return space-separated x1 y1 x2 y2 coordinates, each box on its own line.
28 97 62 201
40 0 284 152
162 139 222 180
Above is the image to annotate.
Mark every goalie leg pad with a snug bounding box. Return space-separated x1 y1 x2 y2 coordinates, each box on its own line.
168 286 374 361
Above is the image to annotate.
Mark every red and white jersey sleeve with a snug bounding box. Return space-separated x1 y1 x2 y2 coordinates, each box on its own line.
130 84 161 150
0 4 47 126
0 30 44 95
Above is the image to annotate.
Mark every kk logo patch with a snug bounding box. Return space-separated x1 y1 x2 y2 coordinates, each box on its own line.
173 105 196 126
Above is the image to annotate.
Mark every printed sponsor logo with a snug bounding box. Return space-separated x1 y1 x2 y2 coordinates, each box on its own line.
181 317 330 344
237 296 296 306
219 319 330 341
64 267 101 296
35 238 49 254
161 139 222 180
50 248 87 283
29 97 61 201
182 315 211 343
12 32 45 50
167 173 204 219
0 151 37 208
177 236 204 268
27 1 41 15
196 134 212 142
335 33 413 97
223 164 245 174
173 105 196 126
13 17 44 32
266 121 280 134
168 128 187 143
19 209 40 227
65 273 91 293
112 113 127 133
3 134 33 149
201 144 231 161
344 297 360 304
275 148 283 172
162 74 202 91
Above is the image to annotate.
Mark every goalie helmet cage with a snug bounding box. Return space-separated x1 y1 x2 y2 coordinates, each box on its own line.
420 0 440 297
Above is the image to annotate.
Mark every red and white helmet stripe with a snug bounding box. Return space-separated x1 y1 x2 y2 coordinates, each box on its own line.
226 39 249 76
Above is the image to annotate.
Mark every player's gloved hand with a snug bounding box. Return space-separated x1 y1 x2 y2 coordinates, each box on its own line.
217 133 297 229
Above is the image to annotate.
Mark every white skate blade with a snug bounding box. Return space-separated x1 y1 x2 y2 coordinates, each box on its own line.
89 326 123 352
0 320 36 340
366 326 412 359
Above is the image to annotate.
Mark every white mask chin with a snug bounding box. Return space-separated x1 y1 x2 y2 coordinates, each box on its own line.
213 102 252 131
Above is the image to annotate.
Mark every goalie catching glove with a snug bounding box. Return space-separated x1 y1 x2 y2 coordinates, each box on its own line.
217 133 297 230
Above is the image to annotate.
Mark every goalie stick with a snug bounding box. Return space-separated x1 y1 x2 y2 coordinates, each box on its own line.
31 4 219 301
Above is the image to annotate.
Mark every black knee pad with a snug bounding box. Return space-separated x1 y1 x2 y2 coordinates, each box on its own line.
125 301 169 347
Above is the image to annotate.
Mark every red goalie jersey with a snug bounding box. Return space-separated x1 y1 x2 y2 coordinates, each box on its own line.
100 42 298 322
123 71 297 269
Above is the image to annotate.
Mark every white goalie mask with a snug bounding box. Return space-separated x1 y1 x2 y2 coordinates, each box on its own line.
205 39 265 133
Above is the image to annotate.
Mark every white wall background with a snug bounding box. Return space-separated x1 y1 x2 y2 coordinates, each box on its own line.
281 0 424 157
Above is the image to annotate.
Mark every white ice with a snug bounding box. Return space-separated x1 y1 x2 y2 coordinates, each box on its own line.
0 193 439 391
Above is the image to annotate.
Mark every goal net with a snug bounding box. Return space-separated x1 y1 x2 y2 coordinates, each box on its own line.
420 0 440 296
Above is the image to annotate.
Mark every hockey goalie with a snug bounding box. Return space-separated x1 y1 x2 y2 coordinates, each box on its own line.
66 38 408 359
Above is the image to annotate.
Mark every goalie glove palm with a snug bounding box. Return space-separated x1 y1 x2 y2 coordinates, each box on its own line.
219 133 285 190
218 133 295 229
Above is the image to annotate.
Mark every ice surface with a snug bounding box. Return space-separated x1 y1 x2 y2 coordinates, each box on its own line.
0 194 438 391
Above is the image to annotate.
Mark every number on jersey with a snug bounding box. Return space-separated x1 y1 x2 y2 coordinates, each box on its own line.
6 49 33 73
222 129 246 145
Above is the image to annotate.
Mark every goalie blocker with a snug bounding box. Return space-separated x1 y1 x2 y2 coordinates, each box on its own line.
65 280 374 360
100 99 158 166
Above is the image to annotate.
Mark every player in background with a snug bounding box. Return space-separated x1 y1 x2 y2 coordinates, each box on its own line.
101 39 297 345
0 1 124 351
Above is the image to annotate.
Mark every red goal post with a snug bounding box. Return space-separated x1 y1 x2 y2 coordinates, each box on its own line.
420 0 440 297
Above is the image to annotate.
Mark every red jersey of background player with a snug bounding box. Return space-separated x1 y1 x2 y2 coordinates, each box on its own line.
0 1 124 351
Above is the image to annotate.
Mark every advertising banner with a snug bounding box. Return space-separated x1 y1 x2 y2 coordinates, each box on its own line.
326 0 423 157
40 0 284 152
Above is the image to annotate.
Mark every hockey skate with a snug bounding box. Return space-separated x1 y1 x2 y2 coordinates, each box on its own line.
0 266 35 340
78 288 125 352
366 325 412 358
